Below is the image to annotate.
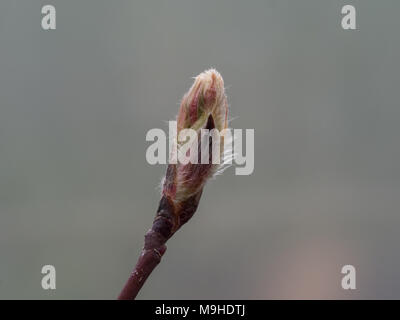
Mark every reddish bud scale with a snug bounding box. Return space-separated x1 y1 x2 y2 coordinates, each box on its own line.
163 69 228 205
189 86 200 124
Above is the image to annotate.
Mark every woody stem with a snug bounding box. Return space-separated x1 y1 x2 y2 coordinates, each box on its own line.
118 191 202 300
117 233 167 300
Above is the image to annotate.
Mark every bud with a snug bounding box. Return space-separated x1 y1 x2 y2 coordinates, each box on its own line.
119 70 230 300
177 69 228 133
163 69 229 205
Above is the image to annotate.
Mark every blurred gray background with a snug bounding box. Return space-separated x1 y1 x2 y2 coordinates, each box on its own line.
0 0 399 299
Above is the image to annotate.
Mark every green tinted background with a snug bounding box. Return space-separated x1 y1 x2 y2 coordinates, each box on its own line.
0 0 399 299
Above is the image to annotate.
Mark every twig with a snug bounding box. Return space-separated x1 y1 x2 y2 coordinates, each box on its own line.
118 191 202 299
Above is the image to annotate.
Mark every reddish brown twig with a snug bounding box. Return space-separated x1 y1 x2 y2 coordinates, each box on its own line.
117 244 166 300
118 190 202 300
